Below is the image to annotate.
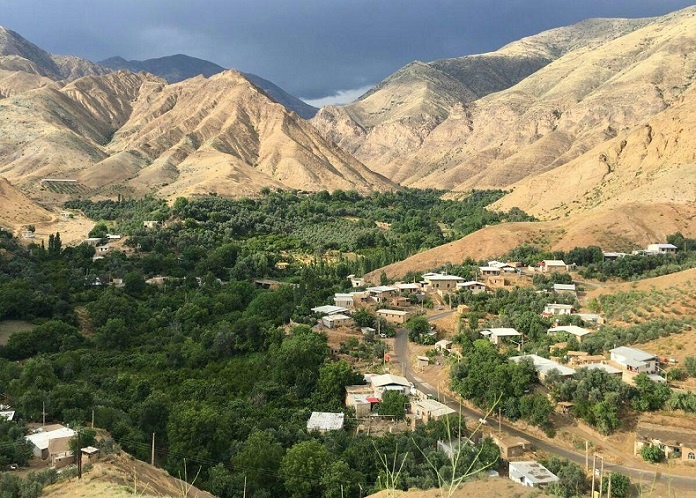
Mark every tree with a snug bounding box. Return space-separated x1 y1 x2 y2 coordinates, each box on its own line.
378 390 409 420
232 431 285 494
685 356 696 377
88 222 109 239
632 373 671 411
320 459 363 498
68 428 96 454
313 361 363 410
281 440 331 498
602 472 630 498
640 444 664 463
406 315 430 342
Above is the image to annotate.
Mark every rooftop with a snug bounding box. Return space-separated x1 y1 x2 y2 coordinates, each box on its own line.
636 422 696 448
482 327 521 337
311 305 350 315
553 283 576 291
414 398 456 417
509 461 559 485
366 286 397 293
457 281 487 287
510 354 576 377
307 412 345 432
369 373 411 388
424 274 464 281
25 427 75 450
541 260 566 266
610 346 657 363
581 363 621 375
548 325 591 337
376 309 409 316
322 313 352 322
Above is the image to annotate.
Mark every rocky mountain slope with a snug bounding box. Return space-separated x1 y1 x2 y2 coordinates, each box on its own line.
100 54 318 119
311 17 651 180
0 69 393 198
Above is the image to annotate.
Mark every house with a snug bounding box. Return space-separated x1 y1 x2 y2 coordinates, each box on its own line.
603 252 628 260
81 446 100 465
105 233 121 240
581 363 622 377
547 325 591 343
307 412 345 433
376 309 411 324
275 261 290 270
367 373 412 396
83 237 102 246
479 266 501 276
491 433 531 459
539 260 567 273
143 220 159 229
488 261 518 272
412 399 456 423
321 314 353 329
333 292 369 309
566 352 606 366
635 422 696 461
456 281 488 294
0 410 15 421
417 355 429 369
366 286 398 302
347 275 365 288
481 328 521 347
389 295 410 307
25 426 75 460
97 245 111 253
486 275 511 288
508 461 559 488
610 346 658 374
510 354 575 383
423 273 464 291
573 312 604 325
345 385 377 417
395 283 420 293
311 305 350 316
434 339 453 351
21 230 35 239
543 303 573 316
646 243 678 254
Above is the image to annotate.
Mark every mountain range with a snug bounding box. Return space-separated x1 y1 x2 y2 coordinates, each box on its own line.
0 6 695 250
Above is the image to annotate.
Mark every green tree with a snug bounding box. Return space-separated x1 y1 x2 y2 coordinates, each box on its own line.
406 315 430 342
313 361 363 410
68 428 97 454
602 472 630 498
232 431 285 494
640 444 664 463
320 459 363 498
632 373 671 411
281 440 331 498
378 390 409 420
684 356 696 377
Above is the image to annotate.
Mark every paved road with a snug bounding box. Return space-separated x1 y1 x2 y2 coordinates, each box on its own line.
393 330 696 490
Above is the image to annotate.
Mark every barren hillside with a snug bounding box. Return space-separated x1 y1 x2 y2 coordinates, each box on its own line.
0 177 52 230
311 17 650 181
0 69 394 198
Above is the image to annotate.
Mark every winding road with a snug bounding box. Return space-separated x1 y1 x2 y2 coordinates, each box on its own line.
393 329 696 491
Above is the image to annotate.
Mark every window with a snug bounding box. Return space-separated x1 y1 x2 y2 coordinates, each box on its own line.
688 452 695 460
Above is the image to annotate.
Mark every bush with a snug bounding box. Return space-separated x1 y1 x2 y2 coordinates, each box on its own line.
640 444 664 463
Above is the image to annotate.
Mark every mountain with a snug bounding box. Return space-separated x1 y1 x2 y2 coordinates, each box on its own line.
311 17 650 181
99 54 225 83
0 26 108 83
0 177 52 231
100 54 318 118
0 69 394 198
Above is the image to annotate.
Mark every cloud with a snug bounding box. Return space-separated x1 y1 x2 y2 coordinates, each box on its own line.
302 85 374 107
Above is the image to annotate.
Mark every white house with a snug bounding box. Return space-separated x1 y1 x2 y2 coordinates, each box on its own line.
610 346 658 374
307 412 345 433
547 325 591 343
368 374 412 396
478 266 501 276
412 399 456 423
321 314 353 329
366 286 398 301
481 328 521 346
347 274 365 288
543 303 573 315
509 461 559 488
456 281 488 294
25 427 75 460
510 354 575 383
646 243 677 254
376 308 411 324
552 283 576 295
333 292 369 309
581 363 622 377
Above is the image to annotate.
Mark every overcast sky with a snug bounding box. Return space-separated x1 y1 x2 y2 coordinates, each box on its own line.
2 0 695 105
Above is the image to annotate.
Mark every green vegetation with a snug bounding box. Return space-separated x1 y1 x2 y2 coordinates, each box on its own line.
640 444 664 463
539 457 589 498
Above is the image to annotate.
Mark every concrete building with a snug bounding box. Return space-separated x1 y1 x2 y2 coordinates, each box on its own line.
456 281 489 294
412 399 456 423
367 373 412 396
552 283 577 296
423 273 464 291
376 309 411 324
481 328 521 347
509 354 575 383
539 260 568 273
25 426 75 460
508 461 559 488
321 314 353 329
610 346 658 374
646 243 678 254
543 303 573 316
491 433 532 459
581 363 622 377
311 305 350 316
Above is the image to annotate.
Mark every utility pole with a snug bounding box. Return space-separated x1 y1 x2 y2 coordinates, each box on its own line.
42 402 45 428
591 454 596 497
585 441 589 470
498 406 502 433
607 472 612 498
151 433 156 466
77 429 82 479
91 409 95 429
599 456 605 498
243 476 247 498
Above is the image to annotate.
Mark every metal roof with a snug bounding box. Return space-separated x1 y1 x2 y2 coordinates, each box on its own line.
25 427 75 450
376 309 408 316
307 412 345 432
582 363 621 375
370 373 411 388
509 461 559 484
311 305 349 315
610 346 657 363
553 283 576 291
483 328 521 337
548 325 590 337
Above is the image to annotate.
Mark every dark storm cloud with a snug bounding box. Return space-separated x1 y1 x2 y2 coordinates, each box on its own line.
2 0 695 101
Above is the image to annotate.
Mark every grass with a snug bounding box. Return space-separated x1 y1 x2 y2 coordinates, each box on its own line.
0 320 34 345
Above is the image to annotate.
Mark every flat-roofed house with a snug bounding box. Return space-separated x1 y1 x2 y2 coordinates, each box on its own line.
543 303 573 316
552 283 576 296
581 363 622 377
25 426 75 460
539 260 567 273
491 433 532 459
479 266 501 276
321 314 353 329
333 292 369 309
368 374 411 396
610 346 658 374
423 273 464 291
367 286 398 302
547 325 591 343
456 281 488 294
311 305 350 316
509 461 559 488
635 422 696 461
377 309 411 324
481 328 521 347
412 399 455 423
647 243 678 254
510 354 575 383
